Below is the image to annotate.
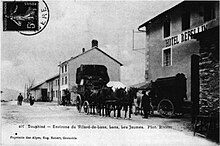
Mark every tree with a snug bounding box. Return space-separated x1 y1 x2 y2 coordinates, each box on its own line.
25 78 35 99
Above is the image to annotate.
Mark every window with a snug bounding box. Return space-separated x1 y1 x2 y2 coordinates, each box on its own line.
58 79 59 86
182 12 190 31
65 76 68 84
56 90 58 98
162 48 172 66
65 65 67 72
62 77 64 85
163 19 170 38
62 66 64 73
204 4 215 22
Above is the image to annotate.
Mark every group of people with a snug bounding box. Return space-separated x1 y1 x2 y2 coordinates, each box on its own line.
17 93 35 106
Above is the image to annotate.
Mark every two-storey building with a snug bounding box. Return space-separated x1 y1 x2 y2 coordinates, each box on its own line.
46 74 59 102
138 1 219 103
59 40 123 101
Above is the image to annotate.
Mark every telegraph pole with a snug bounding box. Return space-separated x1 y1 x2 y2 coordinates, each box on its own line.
58 61 61 105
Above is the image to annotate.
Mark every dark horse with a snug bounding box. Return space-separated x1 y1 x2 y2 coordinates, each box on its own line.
125 87 139 119
114 87 129 118
98 86 114 116
89 87 100 114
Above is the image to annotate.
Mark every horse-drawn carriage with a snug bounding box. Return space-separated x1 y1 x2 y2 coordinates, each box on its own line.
75 64 113 114
75 64 133 118
149 73 191 118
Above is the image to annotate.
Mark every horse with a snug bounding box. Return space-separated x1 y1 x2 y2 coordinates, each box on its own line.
125 87 138 119
114 87 128 118
98 86 114 117
89 87 100 115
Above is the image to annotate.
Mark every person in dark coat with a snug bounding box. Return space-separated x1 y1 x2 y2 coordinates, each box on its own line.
29 94 35 106
142 90 150 118
66 90 71 106
17 93 23 105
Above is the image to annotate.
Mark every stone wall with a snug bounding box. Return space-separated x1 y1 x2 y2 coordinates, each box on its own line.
199 35 219 116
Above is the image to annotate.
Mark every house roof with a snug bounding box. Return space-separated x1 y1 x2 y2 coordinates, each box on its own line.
30 81 45 90
138 1 183 31
59 47 123 66
45 74 59 82
31 74 59 90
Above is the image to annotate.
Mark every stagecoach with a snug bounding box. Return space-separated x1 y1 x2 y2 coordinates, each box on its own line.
75 64 132 118
149 73 191 118
75 64 110 114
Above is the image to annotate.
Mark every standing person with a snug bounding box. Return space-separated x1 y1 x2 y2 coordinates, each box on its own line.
17 93 23 105
148 90 154 115
29 93 35 106
142 90 150 119
66 90 71 106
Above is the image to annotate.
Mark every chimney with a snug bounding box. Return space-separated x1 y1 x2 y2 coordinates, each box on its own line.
92 40 98 48
82 48 85 53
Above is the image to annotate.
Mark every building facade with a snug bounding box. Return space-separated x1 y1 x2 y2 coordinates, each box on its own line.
30 82 48 101
46 74 59 102
59 40 123 99
138 1 219 101
30 75 59 102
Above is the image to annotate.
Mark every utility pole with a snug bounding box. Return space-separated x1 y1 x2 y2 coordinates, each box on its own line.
58 61 61 105
24 84 26 99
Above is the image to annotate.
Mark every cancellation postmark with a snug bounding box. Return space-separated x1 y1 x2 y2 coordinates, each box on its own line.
3 0 49 36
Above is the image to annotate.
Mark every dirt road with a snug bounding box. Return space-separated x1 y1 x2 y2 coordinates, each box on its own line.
1 101 217 145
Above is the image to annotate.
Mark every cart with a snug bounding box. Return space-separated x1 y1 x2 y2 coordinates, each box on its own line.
150 73 191 118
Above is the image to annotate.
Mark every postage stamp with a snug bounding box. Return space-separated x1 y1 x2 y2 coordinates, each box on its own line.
3 1 39 31
3 0 49 36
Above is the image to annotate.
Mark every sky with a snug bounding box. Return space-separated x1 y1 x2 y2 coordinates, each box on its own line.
1 0 181 92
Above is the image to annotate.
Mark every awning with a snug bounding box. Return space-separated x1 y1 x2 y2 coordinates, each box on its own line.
130 81 146 89
138 82 151 90
107 81 127 91
130 81 151 90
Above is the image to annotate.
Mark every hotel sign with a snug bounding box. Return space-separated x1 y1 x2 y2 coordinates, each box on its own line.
165 24 207 47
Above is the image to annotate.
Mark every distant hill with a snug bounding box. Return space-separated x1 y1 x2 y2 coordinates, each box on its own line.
1 88 22 101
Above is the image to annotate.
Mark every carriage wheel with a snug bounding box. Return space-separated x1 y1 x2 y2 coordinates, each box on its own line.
157 99 174 118
76 95 82 113
83 101 90 114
